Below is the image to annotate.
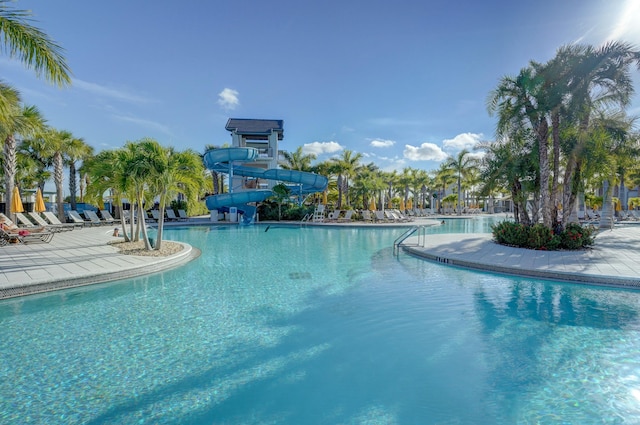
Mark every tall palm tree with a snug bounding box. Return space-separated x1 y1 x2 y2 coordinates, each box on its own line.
330 149 362 209
433 162 456 213
39 128 74 219
0 0 71 87
0 84 46 220
82 149 134 242
149 146 204 250
65 136 93 211
488 65 552 226
445 149 479 215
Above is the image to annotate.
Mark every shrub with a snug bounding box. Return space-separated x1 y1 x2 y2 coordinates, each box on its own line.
560 222 596 250
492 221 529 246
526 223 561 250
491 221 595 250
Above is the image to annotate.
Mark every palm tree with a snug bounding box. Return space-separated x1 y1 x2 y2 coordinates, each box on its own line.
65 137 93 211
0 84 46 220
445 149 478 215
17 135 53 192
281 146 316 171
488 65 552 226
433 163 456 213
0 1 71 87
39 128 74 219
330 149 362 209
149 145 204 250
82 149 134 242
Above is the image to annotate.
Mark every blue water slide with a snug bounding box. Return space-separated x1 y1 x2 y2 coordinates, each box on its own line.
203 147 328 224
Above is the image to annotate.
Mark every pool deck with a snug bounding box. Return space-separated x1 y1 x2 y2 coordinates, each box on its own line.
1 216 639 299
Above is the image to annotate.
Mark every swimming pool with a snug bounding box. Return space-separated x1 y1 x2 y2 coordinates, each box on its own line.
1 218 640 424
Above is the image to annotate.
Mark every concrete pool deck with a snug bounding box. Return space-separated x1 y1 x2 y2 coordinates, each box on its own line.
1 216 639 299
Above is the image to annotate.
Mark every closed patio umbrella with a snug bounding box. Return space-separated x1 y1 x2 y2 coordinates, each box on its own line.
35 188 46 213
11 186 24 213
369 199 376 211
322 191 328 205
399 198 405 211
387 199 392 209
407 198 412 210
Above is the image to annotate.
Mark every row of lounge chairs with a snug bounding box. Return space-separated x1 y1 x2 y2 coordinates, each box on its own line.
146 209 189 222
316 208 415 223
0 213 55 245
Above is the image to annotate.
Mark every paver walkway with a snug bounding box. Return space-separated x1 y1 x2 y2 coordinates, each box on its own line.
0 226 197 299
402 224 640 288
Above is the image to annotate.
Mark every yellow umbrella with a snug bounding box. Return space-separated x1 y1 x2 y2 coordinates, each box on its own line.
322 191 328 205
407 198 413 210
399 198 405 211
387 199 392 209
369 198 376 211
34 188 46 213
11 186 24 213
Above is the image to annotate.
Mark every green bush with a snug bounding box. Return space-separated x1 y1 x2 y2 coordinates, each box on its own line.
526 224 561 250
491 221 595 250
492 221 529 246
560 222 596 250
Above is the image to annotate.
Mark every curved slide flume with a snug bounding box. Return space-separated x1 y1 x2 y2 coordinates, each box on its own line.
203 147 328 224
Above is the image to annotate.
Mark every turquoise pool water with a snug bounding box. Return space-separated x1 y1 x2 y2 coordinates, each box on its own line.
2 218 640 424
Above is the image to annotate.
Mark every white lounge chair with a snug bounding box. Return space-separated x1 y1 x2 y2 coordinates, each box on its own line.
100 209 119 224
43 211 82 229
68 210 92 226
27 212 74 232
324 209 341 222
338 210 354 222
0 227 54 244
361 210 374 222
84 210 106 226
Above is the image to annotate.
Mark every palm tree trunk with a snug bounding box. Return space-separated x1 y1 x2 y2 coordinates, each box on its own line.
54 152 65 220
599 180 614 229
3 135 16 220
69 162 78 210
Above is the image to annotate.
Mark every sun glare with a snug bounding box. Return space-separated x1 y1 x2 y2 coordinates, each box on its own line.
607 0 640 43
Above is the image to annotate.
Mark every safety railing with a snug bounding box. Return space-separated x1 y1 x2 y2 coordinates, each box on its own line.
393 225 427 256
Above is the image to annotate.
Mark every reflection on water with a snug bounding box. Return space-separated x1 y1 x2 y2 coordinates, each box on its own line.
1 221 640 424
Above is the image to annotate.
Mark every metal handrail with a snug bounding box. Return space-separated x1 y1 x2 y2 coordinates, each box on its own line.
393 226 423 256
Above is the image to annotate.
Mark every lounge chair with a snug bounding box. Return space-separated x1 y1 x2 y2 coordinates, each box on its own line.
165 209 179 221
99 210 119 224
325 209 341 222
374 211 389 222
0 227 54 244
43 211 83 229
28 212 74 232
83 210 106 226
149 210 161 222
177 209 189 221
360 210 374 222
68 210 93 227
338 210 354 222
0 213 48 233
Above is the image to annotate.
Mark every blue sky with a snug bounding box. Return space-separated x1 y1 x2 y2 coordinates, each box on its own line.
4 0 640 175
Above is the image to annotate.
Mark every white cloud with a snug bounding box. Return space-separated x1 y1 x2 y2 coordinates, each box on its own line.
370 139 395 148
74 79 151 104
403 143 448 161
442 132 483 152
302 141 343 155
218 88 239 110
